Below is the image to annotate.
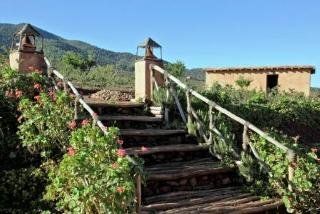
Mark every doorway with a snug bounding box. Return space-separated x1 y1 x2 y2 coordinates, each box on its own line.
267 74 278 91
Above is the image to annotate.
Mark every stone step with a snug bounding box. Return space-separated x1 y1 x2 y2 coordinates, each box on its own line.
125 144 208 156
126 143 211 165
84 99 145 108
78 115 162 122
99 115 163 122
141 186 284 213
142 158 239 197
145 158 234 181
120 129 186 137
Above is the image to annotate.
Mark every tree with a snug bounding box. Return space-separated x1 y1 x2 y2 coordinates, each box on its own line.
165 60 186 78
62 52 96 71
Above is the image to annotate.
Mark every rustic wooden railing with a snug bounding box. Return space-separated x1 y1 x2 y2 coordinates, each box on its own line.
44 58 142 213
150 64 296 192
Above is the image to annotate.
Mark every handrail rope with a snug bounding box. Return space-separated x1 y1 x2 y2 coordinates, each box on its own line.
150 64 294 154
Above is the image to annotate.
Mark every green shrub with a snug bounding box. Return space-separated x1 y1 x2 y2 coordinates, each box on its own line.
202 83 320 145
0 167 49 212
18 91 74 159
251 132 320 212
44 125 137 213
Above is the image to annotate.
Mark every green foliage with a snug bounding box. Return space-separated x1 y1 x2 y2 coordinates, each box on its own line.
152 87 174 107
165 60 186 78
251 133 320 212
62 52 96 71
59 64 134 90
18 91 73 159
235 76 252 89
202 83 320 145
0 167 49 212
210 115 239 166
0 65 49 99
44 125 137 213
0 67 50 163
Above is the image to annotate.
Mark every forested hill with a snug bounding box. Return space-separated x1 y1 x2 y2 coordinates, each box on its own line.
0 23 137 71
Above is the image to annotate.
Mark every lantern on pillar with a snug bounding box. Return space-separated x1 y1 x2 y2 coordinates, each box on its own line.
9 23 47 73
135 38 164 101
136 37 162 61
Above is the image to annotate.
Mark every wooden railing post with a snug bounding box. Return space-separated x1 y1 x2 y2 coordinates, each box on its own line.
186 89 192 134
242 124 249 151
170 85 187 123
209 105 213 144
74 97 79 120
63 80 68 92
164 72 170 127
135 174 142 214
287 150 296 192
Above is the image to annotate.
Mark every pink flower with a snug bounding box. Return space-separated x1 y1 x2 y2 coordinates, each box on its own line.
34 83 41 90
141 146 149 152
81 119 90 126
117 139 124 145
15 90 23 98
67 147 76 156
116 186 125 193
34 68 42 74
111 162 119 169
34 95 41 102
117 149 126 157
68 120 77 130
48 91 56 101
28 66 35 71
5 90 15 98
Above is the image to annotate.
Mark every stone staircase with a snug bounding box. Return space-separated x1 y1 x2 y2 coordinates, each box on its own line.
85 99 286 214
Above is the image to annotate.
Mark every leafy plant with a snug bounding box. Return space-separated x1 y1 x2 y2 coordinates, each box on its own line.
235 76 252 89
44 125 138 213
18 91 74 159
165 60 186 78
251 132 320 212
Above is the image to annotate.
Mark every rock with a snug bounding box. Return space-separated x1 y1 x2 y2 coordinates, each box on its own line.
89 89 134 102
222 177 231 185
201 176 208 181
179 179 188 185
190 178 197 186
159 186 171 193
167 181 179 186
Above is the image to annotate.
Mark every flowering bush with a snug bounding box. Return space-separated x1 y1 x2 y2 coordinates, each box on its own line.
18 91 73 158
0 65 49 100
44 125 137 213
251 133 320 212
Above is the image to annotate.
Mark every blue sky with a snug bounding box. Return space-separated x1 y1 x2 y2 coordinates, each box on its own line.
1 0 319 87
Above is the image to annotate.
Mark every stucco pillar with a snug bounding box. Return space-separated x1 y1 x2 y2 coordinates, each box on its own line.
135 58 164 101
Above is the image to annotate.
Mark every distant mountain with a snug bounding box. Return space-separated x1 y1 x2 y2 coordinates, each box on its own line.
0 23 205 79
0 23 137 71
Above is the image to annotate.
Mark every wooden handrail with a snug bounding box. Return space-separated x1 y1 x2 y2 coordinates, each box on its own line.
150 64 296 192
151 64 293 154
45 58 142 212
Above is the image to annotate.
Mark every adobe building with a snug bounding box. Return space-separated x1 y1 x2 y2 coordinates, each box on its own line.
9 24 47 73
205 66 315 96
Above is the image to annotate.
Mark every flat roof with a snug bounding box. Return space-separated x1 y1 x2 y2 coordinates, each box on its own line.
205 65 315 74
